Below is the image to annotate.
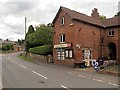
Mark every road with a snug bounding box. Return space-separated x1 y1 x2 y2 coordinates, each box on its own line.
0 52 119 89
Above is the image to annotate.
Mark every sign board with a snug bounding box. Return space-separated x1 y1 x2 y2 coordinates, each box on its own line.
54 43 71 48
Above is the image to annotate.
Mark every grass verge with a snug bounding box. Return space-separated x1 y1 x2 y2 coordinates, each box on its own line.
18 54 33 63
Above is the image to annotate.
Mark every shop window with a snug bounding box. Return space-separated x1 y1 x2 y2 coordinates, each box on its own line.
65 49 73 59
82 49 92 60
108 30 114 37
59 34 65 43
57 49 65 60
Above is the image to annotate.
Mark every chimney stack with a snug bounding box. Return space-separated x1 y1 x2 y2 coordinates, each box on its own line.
91 8 99 19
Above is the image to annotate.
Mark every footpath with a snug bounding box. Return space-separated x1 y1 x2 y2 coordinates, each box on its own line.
74 65 119 77
33 58 119 77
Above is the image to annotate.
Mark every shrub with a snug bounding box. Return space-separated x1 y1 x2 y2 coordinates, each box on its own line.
2 44 13 50
29 45 52 55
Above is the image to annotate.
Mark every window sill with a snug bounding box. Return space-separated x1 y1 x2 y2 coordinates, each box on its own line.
108 36 114 37
60 42 65 44
59 24 64 27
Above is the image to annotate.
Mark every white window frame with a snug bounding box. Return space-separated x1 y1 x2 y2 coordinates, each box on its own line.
65 49 73 59
57 49 65 60
59 34 65 43
108 30 114 37
61 16 65 25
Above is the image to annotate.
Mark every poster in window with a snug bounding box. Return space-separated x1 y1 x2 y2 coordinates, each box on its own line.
65 50 68 57
69 50 73 58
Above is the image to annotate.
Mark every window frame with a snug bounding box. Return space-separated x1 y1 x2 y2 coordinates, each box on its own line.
59 34 65 43
57 48 65 60
108 30 114 37
60 16 65 25
65 49 73 59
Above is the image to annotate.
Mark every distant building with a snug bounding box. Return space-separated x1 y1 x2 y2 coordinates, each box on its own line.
2 40 22 52
52 6 120 66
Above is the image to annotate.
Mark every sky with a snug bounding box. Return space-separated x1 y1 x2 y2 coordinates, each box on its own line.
0 0 119 41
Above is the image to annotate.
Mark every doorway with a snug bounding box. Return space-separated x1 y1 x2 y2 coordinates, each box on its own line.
108 42 116 60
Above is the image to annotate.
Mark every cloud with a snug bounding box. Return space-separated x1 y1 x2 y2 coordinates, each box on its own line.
0 0 119 41
1 2 39 17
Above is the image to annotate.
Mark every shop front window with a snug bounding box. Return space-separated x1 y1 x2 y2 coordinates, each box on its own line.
65 49 73 59
82 49 92 60
57 48 65 60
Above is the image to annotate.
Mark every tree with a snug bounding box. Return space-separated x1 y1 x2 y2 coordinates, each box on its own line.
18 39 24 45
25 24 53 51
99 15 106 20
34 24 53 45
2 44 13 51
115 12 120 17
26 25 35 36
25 25 35 52
28 24 53 55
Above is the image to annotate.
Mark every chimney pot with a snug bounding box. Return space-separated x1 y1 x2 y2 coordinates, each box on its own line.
91 8 99 19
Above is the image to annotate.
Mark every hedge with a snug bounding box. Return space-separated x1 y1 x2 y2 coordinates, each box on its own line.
2 44 13 50
29 45 52 55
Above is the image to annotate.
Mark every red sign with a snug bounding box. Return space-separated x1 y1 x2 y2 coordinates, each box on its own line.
67 43 71 47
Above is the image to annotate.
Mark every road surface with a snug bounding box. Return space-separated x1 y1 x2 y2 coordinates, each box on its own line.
0 52 119 89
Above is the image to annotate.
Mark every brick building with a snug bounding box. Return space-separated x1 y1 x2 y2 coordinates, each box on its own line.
52 6 120 67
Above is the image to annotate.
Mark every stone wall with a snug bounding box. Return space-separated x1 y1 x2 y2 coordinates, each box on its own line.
28 52 53 64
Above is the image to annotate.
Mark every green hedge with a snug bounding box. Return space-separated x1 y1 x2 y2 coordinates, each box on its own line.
29 45 52 55
2 44 13 50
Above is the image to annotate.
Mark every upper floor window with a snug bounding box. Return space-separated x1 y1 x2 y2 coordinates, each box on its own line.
108 30 114 37
59 34 65 43
60 16 65 25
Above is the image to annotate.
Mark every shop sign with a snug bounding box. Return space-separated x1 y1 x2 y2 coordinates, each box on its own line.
54 43 71 48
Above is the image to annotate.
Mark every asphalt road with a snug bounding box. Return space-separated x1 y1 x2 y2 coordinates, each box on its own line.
1 52 119 89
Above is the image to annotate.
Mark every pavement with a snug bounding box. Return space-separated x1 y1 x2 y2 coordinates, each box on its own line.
71 64 119 78
32 56 119 77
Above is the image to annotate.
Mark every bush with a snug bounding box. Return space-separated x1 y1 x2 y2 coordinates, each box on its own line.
2 44 13 51
29 45 52 55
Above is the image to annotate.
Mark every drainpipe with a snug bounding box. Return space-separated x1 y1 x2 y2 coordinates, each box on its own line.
100 28 102 58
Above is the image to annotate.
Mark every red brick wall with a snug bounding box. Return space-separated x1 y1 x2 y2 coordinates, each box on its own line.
118 27 120 64
53 9 102 66
72 21 101 60
102 27 119 63
53 9 120 66
53 10 75 65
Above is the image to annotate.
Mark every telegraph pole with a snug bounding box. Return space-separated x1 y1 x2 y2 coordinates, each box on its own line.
25 17 27 57
25 17 27 38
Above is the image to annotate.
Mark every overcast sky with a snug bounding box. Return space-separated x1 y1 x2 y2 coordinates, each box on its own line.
0 0 119 41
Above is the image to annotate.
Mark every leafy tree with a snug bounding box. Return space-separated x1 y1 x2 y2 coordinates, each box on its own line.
2 44 13 51
25 25 35 51
35 24 53 45
25 24 53 53
18 39 24 45
99 15 106 20
47 23 53 27
115 12 120 17
26 25 35 36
